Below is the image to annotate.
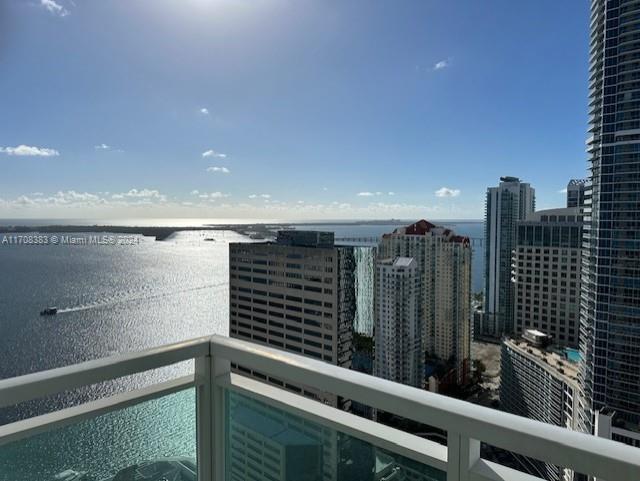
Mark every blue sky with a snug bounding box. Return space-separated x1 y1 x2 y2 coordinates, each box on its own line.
0 0 589 220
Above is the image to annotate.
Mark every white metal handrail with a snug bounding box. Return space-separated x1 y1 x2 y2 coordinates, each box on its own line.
0 335 210 408
0 334 638 481
210 335 640 481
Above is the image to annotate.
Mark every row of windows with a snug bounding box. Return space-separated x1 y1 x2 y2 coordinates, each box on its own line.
230 328 334 362
230 285 333 307
232 293 333 310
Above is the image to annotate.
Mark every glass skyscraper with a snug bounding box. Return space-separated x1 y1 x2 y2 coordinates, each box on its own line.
483 177 535 338
579 0 640 441
351 246 376 337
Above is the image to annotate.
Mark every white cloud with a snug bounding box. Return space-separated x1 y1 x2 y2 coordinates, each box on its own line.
10 190 102 207
94 144 123 153
198 191 229 200
206 166 230 174
111 189 167 202
191 190 200 195
434 59 450 70
0 190 479 219
435 187 461 198
57 191 102 203
202 149 227 158
0 145 59 157
40 0 69 16
0 188 173 214
558 188 568 194
200 108 209 115
357 191 393 197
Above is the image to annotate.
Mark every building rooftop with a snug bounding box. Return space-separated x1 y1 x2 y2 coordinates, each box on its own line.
500 176 521 183
378 256 417 269
384 220 470 245
522 207 582 224
568 179 588 186
275 230 335 248
504 336 580 384
392 257 415 268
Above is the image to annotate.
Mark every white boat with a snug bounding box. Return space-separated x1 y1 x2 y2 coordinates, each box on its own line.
53 470 89 481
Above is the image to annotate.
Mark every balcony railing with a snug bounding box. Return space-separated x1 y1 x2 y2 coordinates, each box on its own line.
1 335 639 480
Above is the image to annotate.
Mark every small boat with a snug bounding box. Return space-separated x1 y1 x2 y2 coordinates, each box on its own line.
53 470 88 481
40 306 58 316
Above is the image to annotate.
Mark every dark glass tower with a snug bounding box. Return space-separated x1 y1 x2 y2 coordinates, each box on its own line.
483 177 535 338
579 0 640 437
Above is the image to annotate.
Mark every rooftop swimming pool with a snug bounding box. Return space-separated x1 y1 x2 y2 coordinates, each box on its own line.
565 348 581 363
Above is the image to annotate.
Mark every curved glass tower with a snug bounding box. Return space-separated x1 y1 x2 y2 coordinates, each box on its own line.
579 0 640 439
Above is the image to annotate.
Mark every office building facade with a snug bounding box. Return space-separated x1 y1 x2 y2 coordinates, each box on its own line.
229 231 354 405
512 208 583 348
483 177 536 338
373 257 423 388
579 0 640 439
379 220 472 385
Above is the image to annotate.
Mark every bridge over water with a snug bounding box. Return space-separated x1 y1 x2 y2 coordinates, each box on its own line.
335 236 484 247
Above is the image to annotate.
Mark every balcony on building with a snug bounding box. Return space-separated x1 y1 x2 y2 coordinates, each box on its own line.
0 335 639 481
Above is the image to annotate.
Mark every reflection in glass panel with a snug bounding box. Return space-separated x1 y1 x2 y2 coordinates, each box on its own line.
0 388 196 481
225 390 445 481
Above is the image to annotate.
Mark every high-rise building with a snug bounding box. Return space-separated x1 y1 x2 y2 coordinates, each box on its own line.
351 246 377 337
483 176 536 338
379 220 471 386
579 1 640 441
373 257 423 388
501 330 580 481
566 179 587 209
229 231 355 406
512 207 583 348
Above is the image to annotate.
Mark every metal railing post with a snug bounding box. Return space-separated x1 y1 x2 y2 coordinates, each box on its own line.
447 431 480 481
211 348 231 481
196 355 213 481
196 342 231 481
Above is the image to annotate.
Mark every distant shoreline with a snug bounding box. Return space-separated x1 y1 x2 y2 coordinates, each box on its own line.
0 219 483 241
0 224 247 241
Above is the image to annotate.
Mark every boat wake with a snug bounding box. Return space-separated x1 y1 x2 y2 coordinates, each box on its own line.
55 283 225 314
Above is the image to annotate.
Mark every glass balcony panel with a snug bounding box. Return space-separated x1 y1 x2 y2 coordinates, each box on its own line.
0 388 196 481
481 441 590 481
225 390 446 481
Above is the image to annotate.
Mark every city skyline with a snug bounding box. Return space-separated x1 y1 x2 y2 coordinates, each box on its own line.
1 1 640 480
1 0 589 220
